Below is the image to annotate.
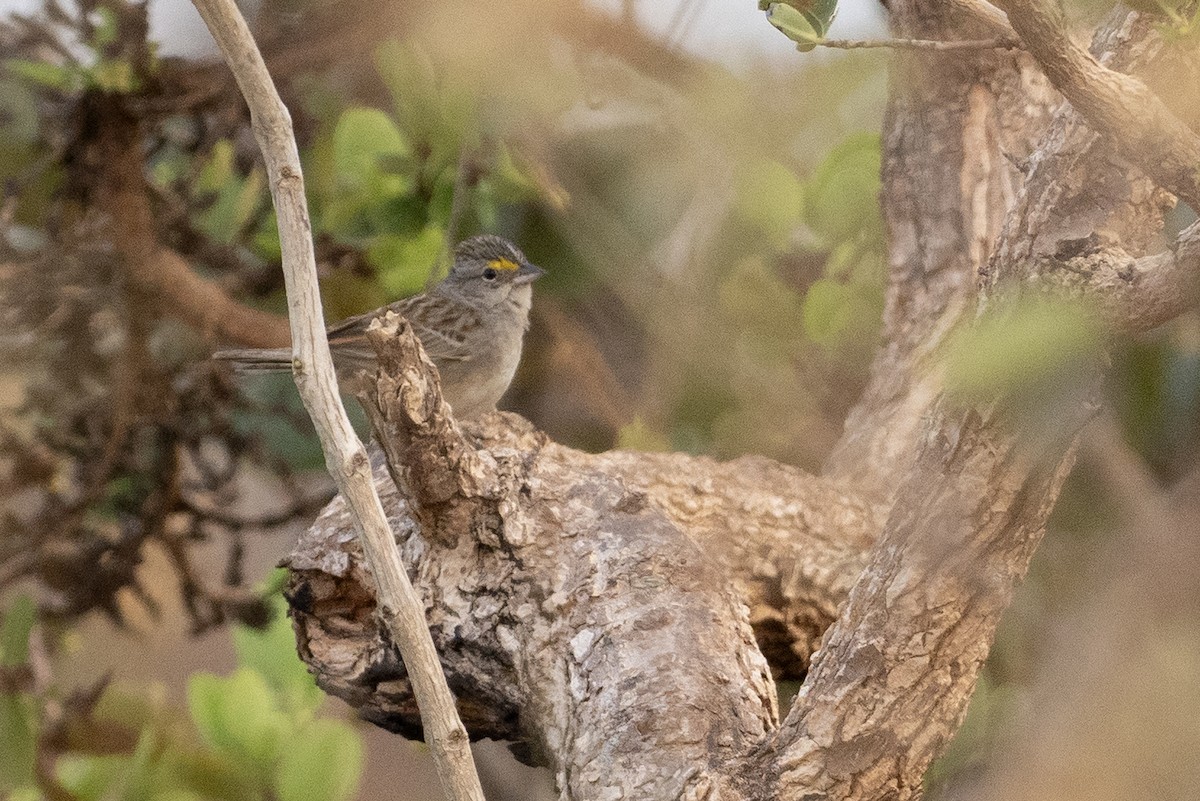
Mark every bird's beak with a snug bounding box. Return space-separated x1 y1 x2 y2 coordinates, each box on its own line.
514 262 546 285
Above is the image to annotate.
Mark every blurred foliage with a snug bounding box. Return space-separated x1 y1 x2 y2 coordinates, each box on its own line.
0 580 362 801
6 7 148 93
942 297 1103 409
0 1 887 796
1 0 1199 800
0 596 38 795
1112 336 1200 480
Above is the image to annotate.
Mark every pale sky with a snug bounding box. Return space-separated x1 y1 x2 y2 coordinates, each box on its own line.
1 0 887 63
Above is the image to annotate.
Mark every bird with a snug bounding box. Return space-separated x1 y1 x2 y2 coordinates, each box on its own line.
214 234 545 419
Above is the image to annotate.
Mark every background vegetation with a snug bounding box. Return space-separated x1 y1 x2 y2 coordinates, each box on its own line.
0 0 1197 799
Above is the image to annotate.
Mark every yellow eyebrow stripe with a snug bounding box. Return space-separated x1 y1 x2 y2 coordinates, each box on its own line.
488 258 520 271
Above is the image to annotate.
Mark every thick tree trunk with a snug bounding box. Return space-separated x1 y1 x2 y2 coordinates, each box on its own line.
284 3 1200 799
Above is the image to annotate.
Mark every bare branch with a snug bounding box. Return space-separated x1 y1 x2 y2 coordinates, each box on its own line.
186 1 486 799
768 396 1095 800
817 36 1020 51
993 0 1200 211
821 4 1060 496
285 418 879 799
92 100 291 349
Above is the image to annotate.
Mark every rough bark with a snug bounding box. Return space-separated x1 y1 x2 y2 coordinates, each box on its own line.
280 3 1200 800
822 2 1057 496
285 421 881 730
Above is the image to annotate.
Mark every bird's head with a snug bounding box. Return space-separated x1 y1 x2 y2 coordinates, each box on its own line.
443 234 545 307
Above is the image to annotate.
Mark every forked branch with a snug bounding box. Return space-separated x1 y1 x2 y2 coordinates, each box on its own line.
994 0 1200 210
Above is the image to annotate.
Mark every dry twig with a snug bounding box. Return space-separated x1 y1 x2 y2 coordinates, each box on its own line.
186 0 486 798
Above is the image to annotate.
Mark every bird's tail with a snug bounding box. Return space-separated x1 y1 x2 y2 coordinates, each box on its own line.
211 348 295 373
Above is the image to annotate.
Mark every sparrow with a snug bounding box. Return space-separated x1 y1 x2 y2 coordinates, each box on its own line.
214 234 544 418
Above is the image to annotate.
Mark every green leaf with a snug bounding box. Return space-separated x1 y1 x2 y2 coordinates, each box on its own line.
719 257 805 347
151 790 210 801
187 669 286 770
118 728 159 801
154 737 257 801
5 59 78 91
764 3 823 51
196 140 236 195
203 169 267 243
0 695 36 793
734 159 804 248
54 731 163 801
274 720 363 801
805 133 882 245
376 193 428 238
801 278 854 345
759 0 839 36
232 592 322 716
88 58 137 93
56 755 128 801
92 7 119 48
369 225 444 298
332 107 413 198
193 141 268 243
943 299 1103 400
0 596 35 666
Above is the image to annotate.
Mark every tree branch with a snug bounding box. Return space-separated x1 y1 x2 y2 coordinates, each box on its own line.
817 36 1019 51
91 98 291 349
269 2 1200 800
766 398 1094 799
821 1 1059 496
993 0 1200 211
185 1 486 799
358 313 504 544
981 6 1200 330
1042 220 1200 331
285 411 878 799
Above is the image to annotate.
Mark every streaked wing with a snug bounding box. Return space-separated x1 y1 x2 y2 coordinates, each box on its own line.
400 293 476 364
325 294 475 365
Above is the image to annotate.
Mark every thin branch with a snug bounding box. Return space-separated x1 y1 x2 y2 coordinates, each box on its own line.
0 551 38 588
186 1 486 800
993 0 1200 211
817 36 1020 51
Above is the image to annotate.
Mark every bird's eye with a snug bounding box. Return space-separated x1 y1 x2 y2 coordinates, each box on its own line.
482 268 498 281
